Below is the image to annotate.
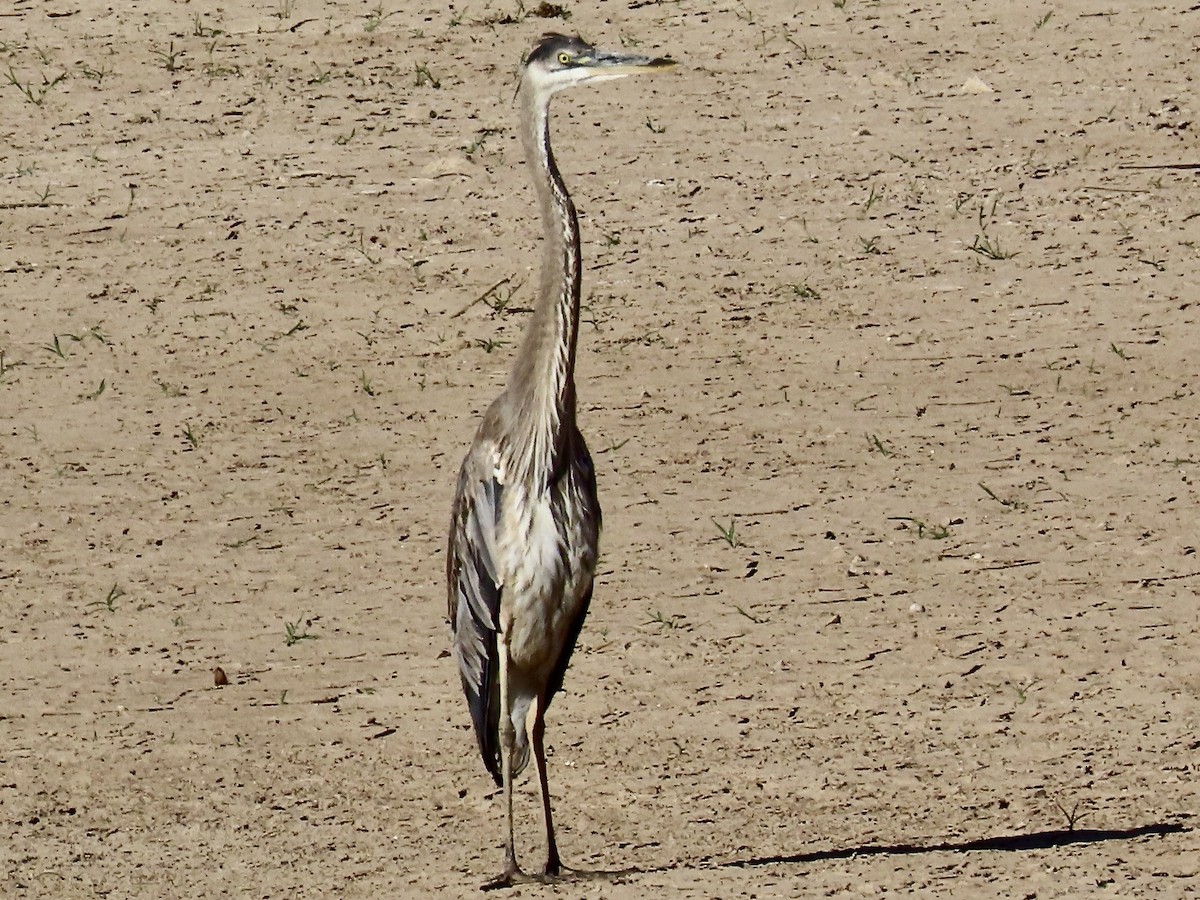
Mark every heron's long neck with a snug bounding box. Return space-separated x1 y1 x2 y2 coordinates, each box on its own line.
506 87 582 475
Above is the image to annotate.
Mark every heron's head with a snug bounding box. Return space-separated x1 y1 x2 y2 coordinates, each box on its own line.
520 33 676 101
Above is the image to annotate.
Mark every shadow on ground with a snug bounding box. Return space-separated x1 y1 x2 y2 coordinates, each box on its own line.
531 820 1194 893
719 820 1191 870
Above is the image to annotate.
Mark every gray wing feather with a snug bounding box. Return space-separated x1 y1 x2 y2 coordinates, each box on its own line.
543 432 600 707
447 443 504 785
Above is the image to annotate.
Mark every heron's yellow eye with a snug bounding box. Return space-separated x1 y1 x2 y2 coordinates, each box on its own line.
557 51 571 65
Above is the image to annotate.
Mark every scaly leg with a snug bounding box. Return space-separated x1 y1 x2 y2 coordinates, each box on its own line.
529 694 561 877
486 632 523 889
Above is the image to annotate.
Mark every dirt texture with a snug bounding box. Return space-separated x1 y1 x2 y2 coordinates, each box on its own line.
2 0 1199 896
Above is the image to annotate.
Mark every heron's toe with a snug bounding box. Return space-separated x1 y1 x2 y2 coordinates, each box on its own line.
481 866 532 892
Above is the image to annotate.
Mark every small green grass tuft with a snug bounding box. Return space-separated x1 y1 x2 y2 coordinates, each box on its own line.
413 62 440 88
4 65 67 106
735 605 766 624
364 2 400 32
970 232 1017 260
712 517 740 548
475 337 507 354
1049 793 1093 832
43 335 68 359
152 43 185 73
979 482 1027 511
644 609 681 630
867 434 894 457
181 422 201 449
89 584 126 612
284 615 318 646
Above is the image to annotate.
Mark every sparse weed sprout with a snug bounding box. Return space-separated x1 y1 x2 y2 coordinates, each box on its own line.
712 517 740 548
284 615 318 646
4 65 66 106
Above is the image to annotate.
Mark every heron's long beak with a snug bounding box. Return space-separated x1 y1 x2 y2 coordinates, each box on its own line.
585 48 677 77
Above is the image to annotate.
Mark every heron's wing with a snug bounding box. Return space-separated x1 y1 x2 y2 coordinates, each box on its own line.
543 432 601 711
543 580 592 710
447 441 504 785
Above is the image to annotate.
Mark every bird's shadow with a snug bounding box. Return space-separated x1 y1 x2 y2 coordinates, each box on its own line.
480 819 1191 890
717 819 1190 870
479 819 1190 890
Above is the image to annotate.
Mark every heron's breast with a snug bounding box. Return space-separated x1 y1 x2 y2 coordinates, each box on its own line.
498 492 597 674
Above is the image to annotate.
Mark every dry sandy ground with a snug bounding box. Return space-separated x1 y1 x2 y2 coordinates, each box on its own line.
2 0 1199 896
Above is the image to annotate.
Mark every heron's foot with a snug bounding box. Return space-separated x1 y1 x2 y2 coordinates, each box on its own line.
481 865 531 892
482 861 640 890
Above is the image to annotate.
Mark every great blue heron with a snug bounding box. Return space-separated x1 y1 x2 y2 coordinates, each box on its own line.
447 33 676 888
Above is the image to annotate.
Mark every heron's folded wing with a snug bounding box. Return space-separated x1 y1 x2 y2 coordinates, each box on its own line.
447 450 504 782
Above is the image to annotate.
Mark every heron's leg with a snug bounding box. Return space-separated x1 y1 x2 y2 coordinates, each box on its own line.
528 694 561 876
496 633 522 882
